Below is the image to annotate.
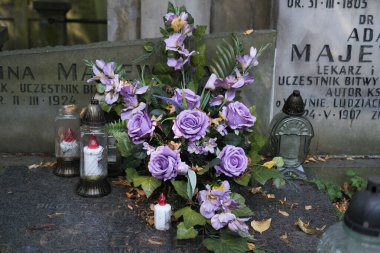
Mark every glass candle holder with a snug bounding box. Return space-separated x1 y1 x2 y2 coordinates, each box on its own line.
54 104 80 177
76 99 111 197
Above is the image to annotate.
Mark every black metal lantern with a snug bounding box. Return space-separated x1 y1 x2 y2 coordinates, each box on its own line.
76 99 111 197
269 90 314 172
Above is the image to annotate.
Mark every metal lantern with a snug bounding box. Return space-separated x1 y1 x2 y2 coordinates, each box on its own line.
318 177 380 253
269 90 314 172
76 99 111 197
54 104 80 177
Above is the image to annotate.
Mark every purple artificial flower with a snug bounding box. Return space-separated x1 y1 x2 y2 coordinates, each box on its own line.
209 95 224 106
236 47 258 71
172 88 200 109
172 109 210 141
203 138 217 154
127 111 156 144
188 142 203 154
205 74 218 90
148 146 188 180
143 142 155 155
167 47 195 70
214 145 248 177
165 33 186 51
164 12 177 24
120 81 149 120
164 12 192 35
211 212 236 230
222 101 256 130
104 74 123 105
235 68 254 86
198 181 231 218
87 60 116 85
228 217 250 237
216 124 228 136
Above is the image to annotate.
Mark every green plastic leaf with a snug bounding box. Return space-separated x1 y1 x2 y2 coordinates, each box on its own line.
207 158 221 169
125 167 138 183
113 103 123 116
200 91 211 110
115 133 134 157
144 41 154 52
96 83 106 94
153 63 172 75
230 193 253 217
273 178 286 189
203 230 248 253
273 157 284 167
223 133 243 146
167 2 176 13
100 101 112 113
171 180 188 199
234 172 251 186
174 206 206 228
186 170 197 199
193 25 207 42
252 167 284 185
176 222 198 239
133 176 162 198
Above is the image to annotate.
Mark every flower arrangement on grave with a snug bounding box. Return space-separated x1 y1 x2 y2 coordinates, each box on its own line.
85 2 283 252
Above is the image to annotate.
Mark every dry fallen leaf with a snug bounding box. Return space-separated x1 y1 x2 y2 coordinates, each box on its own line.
127 204 133 210
150 204 155 211
243 29 254 35
47 212 65 218
250 187 262 195
304 155 317 164
305 205 312 210
251 218 272 234
112 177 131 187
148 238 164 245
346 156 354 160
317 225 327 231
147 216 155 226
279 197 287 205
42 161 56 168
317 156 326 162
28 162 43 169
290 203 299 209
278 210 289 217
247 242 255 251
296 218 316 235
137 189 145 196
266 194 275 199
280 232 289 243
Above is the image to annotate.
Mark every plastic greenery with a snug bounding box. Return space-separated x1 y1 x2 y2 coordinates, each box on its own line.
85 2 279 251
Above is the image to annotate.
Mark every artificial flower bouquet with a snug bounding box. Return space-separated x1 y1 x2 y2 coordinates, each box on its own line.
86 2 283 252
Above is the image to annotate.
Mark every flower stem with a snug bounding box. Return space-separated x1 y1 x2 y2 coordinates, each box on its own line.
181 69 186 88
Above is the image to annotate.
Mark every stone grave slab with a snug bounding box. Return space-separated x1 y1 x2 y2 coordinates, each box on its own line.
0 31 275 153
0 155 337 253
274 0 380 155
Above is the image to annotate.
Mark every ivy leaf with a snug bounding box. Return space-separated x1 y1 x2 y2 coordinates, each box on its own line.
252 166 284 185
171 180 188 199
113 103 123 116
115 133 134 157
174 206 206 228
230 193 253 217
100 101 112 113
125 167 138 183
234 172 251 186
176 222 198 239
203 230 248 253
193 25 207 43
273 178 286 189
186 169 197 199
133 176 162 198
273 157 284 167
223 133 243 146
206 158 220 170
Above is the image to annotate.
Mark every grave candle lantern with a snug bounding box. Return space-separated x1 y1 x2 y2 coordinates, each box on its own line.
76 99 111 197
54 104 80 177
268 90 314 173
317 177 380 253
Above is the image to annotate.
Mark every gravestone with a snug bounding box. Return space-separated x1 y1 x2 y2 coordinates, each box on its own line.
274 0 380 155
0 31 275 153
0 26 7 50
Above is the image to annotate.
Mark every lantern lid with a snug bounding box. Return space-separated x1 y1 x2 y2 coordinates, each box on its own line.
344 176 380 237
81 99 106 126
282 90 305 116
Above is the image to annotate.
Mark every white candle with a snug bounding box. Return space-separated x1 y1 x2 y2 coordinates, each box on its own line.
60 140 79 157
83 135 104 177
154 193 172 230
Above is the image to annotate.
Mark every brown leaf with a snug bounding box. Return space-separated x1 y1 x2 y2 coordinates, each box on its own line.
148 238 163 245
47 212 65 218
247 242 255 251
278 210 289 217
317 156 326 162
250 187 262 195
147 216 155 226
279 197 287 205
305 205 312 210
137 189 145 196
280 232 289 243
290 203 299 209
243 29 254 35
28 162 43 169
251 218 271 234
42 161 57 168
266 194 275 199
317 225 327 231
149 204 155 211
126 192 134 199
112 177 131 187
346 156 354 160
304 155 317 164
296 218 316 235
127 204 133 210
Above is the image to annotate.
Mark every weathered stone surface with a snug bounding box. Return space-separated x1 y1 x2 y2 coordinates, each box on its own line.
0 31 275 153
0 155 337 253
140 0 211 39
273 0 380 155
0 26 8 49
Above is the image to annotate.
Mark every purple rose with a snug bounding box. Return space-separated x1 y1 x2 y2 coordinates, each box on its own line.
127 111 156 144
172 88 200 109
222 101 256 130
148 146 188 181
215 145 248 177
172 109 210 141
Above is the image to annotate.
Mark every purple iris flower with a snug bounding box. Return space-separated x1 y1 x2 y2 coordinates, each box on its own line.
87 60 116 85
188 142 203 154
203 138 217 154
236 47 259 71
198 181 231 218
167 48 195 70
104 75 123 105
211 212 236 230
120 81 149 120
216 124 228 136
228 218 250 237
165 33 186 51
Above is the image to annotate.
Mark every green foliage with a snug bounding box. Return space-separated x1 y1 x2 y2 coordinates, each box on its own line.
191 44 207 87
100 101 112 113
144 41 154 52
96 83 106 94
176 222 198 239
187 170 197 199
346 169 367 191
175 206 206 228
203 230 249 253
251 166 284 185
223 133 244 147
273 157 284 168
234 172 251 187
133 175 162 198
230 193 254 217
209 34 243 79
171 180 188 199
193 25 207 43
125 167 138 183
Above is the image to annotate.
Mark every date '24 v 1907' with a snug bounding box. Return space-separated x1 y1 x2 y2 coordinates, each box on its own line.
304 109 363 120
287 0 368 9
